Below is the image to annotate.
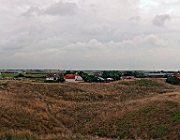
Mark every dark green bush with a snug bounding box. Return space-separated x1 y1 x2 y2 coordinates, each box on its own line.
166 76 180 85
57 75 65 83
14 73 25 78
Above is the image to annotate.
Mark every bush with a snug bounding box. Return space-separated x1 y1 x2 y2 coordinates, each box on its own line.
57 75 65 83
166 76 180 85
14 73 25 78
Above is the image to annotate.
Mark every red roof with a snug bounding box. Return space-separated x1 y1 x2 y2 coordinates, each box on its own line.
64 74 80 79
175 74 180 78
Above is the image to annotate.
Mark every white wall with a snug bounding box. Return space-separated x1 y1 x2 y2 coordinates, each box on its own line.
46 77 54 81
75 76 83 81
65 76 83 82
65 79 76 82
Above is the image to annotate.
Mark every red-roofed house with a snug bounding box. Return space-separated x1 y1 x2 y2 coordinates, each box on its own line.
175 74 180 79
64 74 83 82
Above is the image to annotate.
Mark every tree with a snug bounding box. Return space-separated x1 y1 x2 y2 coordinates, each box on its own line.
64 71 76 75
123 71 146 78
133 71 146 78
123 71 134 76
102 71 122 81
102 71 107 77
79 71 98 82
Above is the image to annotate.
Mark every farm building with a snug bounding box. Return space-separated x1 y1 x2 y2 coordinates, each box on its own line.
147 73 166 78
64 74 83 82
175 74 180 79
46 73 62 81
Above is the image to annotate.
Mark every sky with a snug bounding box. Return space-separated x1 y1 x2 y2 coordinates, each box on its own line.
0 0 180 70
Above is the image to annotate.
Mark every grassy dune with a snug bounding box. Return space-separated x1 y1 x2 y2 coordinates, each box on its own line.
0 79 179 139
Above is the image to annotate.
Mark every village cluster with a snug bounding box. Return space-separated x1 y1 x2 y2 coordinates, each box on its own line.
0 70 180 83
45 72 180 82
46 73 83 82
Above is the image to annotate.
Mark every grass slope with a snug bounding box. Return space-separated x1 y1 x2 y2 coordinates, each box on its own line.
0 79 179 139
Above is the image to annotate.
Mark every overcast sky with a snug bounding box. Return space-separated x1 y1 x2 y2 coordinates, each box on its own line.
0 0 180 70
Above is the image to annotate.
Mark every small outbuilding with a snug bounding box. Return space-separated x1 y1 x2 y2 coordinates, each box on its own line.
46 73 62 81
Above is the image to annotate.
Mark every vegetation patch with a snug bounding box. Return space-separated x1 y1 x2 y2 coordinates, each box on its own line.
116 120 132 138
93 128 108 138
0 132 37 140
152 124 167 138
171 112 180 122
86 101 180 139
0 81 179 139
140 106 158 114
133 79 162 87
0 82 8 89
120 79 162 87
118 79 171 97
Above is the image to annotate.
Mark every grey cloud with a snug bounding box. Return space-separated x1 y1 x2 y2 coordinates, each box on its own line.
44 1 79 16
22 1 79 17
162 0 180 5
22 6 42 17
5 35 176 70
0 0 180 69
129 16 141 23
153 14 171 27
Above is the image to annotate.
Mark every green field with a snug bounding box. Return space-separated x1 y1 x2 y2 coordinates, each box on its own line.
0 73 47 78
24 73 46 78
0 73 19 78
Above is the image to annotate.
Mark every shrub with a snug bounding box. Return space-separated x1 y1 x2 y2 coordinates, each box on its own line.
14 73 25 78
57 75 65 83
166 76 180 85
